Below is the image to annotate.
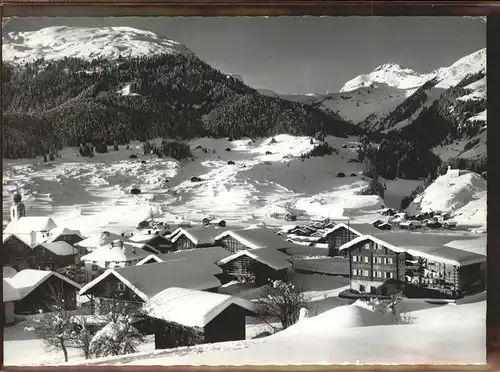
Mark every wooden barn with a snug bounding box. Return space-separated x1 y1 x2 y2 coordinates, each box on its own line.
78 258 224 312
339 233 486 298
169 227 228 251
5 269 81 314
315 223 363 257
32 241 78 270
214 228 298 255
143 287 257 348
141 234 174 254
218 248 292 285
2 234 36 271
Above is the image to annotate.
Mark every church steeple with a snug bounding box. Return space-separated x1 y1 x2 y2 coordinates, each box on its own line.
10 193 26 222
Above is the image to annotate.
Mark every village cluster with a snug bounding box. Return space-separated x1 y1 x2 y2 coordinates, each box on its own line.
3 189 486 358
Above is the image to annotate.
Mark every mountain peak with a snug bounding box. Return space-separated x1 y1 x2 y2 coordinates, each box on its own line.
373 62 405 72
340 62 431 93
2 26 192 63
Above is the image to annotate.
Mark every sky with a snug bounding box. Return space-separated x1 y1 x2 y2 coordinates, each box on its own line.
4 17 486 95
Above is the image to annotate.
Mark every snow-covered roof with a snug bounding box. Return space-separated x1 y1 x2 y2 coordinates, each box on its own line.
171 227 229 245
402 245 486 267
2 232 36 247
43 227 84 243
3 266 18 279
143 287 256 328
4 217 57 234
6 269 81 299
136 246 230 266
444 236 486 256
80 242 150 263
37 241 77 256
339 234 486 266
75 231 139 249
214 227 299 250
3 278 22 302
219 248 292 271
79 258 222 301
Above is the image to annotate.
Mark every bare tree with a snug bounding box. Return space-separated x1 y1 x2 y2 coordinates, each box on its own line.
30 282 75 362
69 315 96 360
255 276 309 331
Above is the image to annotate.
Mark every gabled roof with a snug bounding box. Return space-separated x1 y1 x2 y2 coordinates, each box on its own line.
214 227 299 250
2 233 34 247
143 287 256 328
136 246 230 266
3 278 22 302
79 258 222 301
171 227 229 245
6 269 81 299
339 234 486 266
37 241 77 256
75 231 139 249
43 227 84 243
4 217 57 234
140 234 171 245
219 247 292 271
80 242 150 263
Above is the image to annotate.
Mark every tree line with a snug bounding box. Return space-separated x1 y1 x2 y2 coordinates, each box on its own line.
2 53 359 159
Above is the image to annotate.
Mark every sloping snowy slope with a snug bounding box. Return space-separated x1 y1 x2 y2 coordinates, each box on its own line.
406 171 487 230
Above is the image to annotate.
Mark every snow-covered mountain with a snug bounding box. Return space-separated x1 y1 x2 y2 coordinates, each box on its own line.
269 48 486 131
340 63 434 93
2 26 192 63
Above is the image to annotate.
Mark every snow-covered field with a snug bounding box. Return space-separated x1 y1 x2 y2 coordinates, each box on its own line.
3 135 386 237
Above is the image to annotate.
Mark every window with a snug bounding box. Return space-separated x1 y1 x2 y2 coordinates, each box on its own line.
117 283 126 291
363 270 369 277
352 256 358 262
91 264 99 271
370 286 376 294
375 271 383 278
352 269 360 276
364 256 369 263
359 284 366 292
386 272 394 279
387 257 394 264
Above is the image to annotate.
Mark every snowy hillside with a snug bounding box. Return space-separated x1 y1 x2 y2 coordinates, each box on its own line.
277 84 413 124
406 171 487 230
2 26 192 63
